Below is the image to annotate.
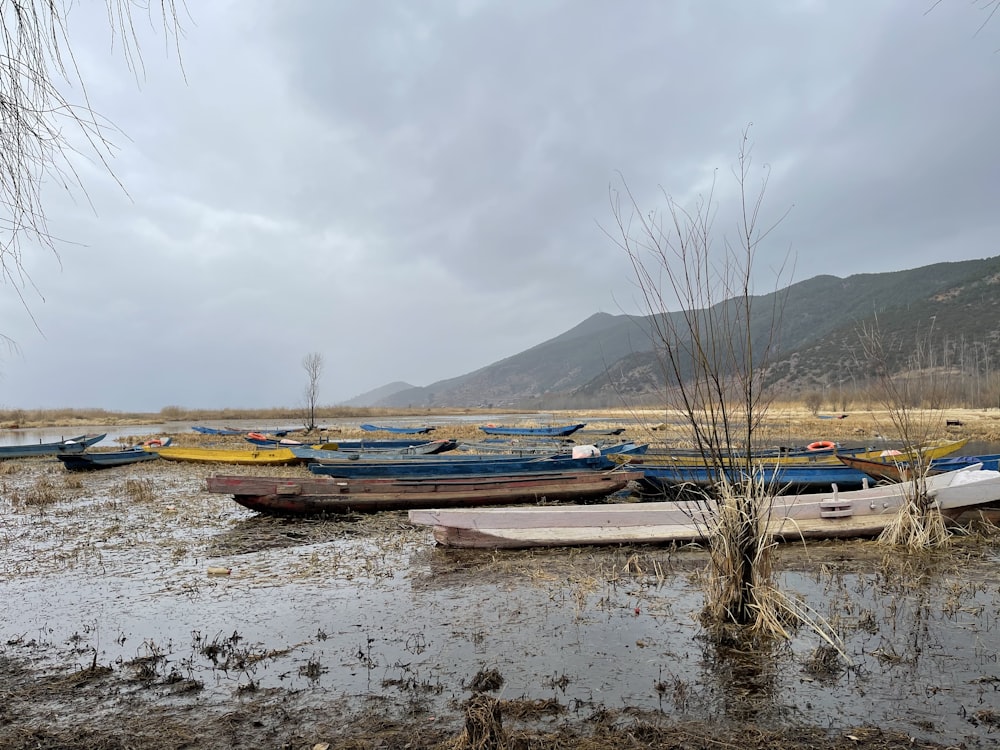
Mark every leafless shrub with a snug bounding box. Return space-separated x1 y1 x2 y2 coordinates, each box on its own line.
607 127 795 639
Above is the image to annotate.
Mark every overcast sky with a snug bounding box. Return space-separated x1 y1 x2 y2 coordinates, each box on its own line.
1 0 998 413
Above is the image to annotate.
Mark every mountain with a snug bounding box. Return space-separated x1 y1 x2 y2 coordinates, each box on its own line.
348 256 1000 408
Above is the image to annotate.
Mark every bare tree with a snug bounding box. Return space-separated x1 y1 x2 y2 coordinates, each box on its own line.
607 128 806 640
857 317 949 548
302 352 323 432
2 1 182 343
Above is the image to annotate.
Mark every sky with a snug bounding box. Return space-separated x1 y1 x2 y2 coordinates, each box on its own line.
1 0 998 413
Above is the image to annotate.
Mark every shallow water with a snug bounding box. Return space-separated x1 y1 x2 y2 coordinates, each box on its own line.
0 414 566 447
1 457 999 746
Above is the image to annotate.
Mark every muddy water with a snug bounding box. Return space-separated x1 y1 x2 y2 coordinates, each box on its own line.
1 457 999 746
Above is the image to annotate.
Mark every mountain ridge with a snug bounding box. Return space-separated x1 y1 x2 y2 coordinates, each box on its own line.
343 256 1000 408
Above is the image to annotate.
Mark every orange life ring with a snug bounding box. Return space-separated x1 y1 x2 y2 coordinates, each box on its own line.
144 438 163 448
247 432 268 441
806 440 836 451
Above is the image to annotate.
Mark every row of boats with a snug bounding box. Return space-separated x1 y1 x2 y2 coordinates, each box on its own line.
8 426 1000 551
193 432 1000 549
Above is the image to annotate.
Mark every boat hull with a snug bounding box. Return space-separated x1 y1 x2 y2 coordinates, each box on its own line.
306 453 617 478
58 449 161 471
206 470 642 515
150 447 300 465
0 433 106 459
408 465 1000 548
479 423 586 437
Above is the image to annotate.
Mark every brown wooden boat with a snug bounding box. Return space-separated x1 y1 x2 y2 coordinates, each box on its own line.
836 452 989 483
206 469 642 516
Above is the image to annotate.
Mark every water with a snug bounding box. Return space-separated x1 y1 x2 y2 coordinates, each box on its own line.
0 415 563 447
1 456 999 744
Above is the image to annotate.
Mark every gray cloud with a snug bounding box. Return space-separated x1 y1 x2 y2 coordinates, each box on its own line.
2 0 997 411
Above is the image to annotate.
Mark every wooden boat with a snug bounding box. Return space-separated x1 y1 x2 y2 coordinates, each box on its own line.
58 448 159 471
0 433 107 460
479 423 586 437
205 469 643 516
633 461 874 493
407 464 1000 548
149 446 300 465
287 439 457 459
360 423 436 434
622 438 968 468
245 434 306 447
847 438 969 463
576 427 627 436
245 435 446 451
57 436 172 471
456 440 647 456
838 452 1000 484
306 452 618 479
191 426 244 436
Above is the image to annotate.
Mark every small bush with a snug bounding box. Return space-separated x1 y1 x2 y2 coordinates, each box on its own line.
803 391 823 415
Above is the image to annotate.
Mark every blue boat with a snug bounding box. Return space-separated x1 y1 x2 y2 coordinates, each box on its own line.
289 440 458 461
57 447 159 471
479 423 586 437
307 453 618 478
0 433 107 460
360 424 436 434
245 435 441 450
191 426 244 436
929 454 1000 472
636 461 873 494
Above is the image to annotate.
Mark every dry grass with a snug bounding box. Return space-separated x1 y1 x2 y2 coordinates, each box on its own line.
877 494 950 548
121 477 155 503
8 474 60 508
3 404 1000 445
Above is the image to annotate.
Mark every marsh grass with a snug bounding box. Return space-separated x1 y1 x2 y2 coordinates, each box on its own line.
121 477 155 504
877 494 950 548
10 474 60 508
61 474 84 490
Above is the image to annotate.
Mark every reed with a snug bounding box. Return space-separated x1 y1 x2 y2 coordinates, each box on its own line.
11 474 60 508
121 477 155 504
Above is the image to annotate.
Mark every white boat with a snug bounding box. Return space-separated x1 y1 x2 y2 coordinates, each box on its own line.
407 465 1000 549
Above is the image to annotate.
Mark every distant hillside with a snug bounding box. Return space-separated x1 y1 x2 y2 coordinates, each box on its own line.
354 256 1000 408
340 381 416 408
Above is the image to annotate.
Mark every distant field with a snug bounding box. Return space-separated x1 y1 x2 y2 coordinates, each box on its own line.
3 404 999 444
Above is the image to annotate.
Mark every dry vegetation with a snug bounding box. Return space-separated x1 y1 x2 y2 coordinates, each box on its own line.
0 405 500 430
3 403 1000 445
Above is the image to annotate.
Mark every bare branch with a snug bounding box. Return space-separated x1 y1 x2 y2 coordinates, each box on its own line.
1 1 184 335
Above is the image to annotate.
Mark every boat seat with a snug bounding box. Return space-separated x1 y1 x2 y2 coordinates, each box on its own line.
819 484 853 518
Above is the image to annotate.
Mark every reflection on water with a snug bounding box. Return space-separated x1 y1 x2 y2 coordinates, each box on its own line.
0 458 998 744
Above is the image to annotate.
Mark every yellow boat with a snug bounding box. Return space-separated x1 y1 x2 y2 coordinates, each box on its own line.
147 446 300 465
846 437 969 463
